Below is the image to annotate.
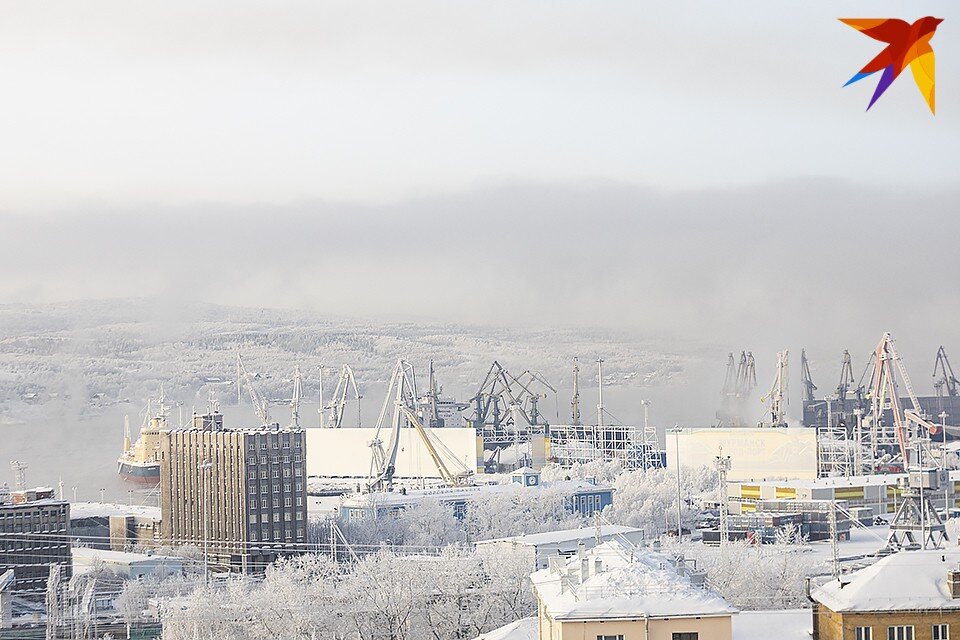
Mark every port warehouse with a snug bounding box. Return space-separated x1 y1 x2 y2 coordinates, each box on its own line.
725 471 960 516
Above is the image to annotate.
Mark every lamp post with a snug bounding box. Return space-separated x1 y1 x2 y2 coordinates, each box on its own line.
199 459 214 583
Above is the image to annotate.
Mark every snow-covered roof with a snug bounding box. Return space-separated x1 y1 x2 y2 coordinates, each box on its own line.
70 501 161 520
811 549 960 612
731 474 906 489
477 525 643 547
531 540 736 621
472 618 537 640
72 546 182 566
340 478 612 509
733 609 810 640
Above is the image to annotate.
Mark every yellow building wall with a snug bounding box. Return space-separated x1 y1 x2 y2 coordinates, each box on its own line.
541 614 732 640
815 604 960 640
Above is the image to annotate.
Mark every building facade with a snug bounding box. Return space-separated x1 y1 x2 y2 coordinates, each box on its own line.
811 549 960 640
0 487 71 593
159 414 307 572
530 540 736 640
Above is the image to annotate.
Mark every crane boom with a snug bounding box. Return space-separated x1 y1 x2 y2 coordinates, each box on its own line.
800 349 817 404
237 352 271 426
934 346 960 398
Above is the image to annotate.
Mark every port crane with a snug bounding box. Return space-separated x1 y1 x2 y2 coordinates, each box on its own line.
866 332 924 469
9 461 26 491
367 359 472 492
319 364 361 428
760 350 789 427
933 346 959 398
237 353 271 426
836 349 858 403
468 361 553 432
290 364 303 428
800 349 817 404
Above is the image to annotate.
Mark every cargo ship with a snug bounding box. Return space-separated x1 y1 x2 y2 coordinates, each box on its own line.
117 400 167 485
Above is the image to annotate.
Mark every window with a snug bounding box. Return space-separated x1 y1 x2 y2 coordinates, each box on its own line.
671 635 698 640
856 628 873 640
888 627 915 640
599 636 624 640
934 625 949 640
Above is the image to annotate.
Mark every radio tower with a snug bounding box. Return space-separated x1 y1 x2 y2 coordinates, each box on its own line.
571 358 581 426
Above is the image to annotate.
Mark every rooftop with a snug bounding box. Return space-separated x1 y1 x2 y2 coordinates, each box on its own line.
72 546 182 566
812 548 960 612
70 501 161 520
531 539 736 621
477 525 643 547
341 478 612 508
471 618 537 640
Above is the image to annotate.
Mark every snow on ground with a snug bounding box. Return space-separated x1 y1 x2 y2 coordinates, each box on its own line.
733 609 810 640
472 617 537 640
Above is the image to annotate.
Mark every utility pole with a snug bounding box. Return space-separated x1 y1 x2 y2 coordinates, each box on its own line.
715 449 731 547
674 426 682 539
318 365 325 428
596 357 605 428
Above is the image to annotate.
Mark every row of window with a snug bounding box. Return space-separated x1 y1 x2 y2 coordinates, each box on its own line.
249 527 305 541
249 497 304 511
254 438 302 450
249 454 303 465
856 624 949 640
251 511 304 523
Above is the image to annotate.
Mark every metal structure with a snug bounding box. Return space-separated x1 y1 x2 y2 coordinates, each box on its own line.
596 357 605 428
760 350 789 427
367 359 472 492
290 364 303 428
836 349 858 403
468 361 554 447
320 364 361 428
236 352 271 426
886 463 948 551
570 358 581 426
548 423 656 470
800 349 817 404
717 350 757 427
817 426 853 477
934 345 959 400
862 333 922 471
715 449 731 547
9 460 26 491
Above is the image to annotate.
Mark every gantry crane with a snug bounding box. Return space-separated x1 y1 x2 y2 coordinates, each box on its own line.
836 349 856 403
866 332 923 469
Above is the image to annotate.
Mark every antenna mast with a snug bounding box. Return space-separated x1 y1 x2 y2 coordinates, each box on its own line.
290 364 303 428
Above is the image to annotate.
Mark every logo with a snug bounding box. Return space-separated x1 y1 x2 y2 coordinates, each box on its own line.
840 17 942 113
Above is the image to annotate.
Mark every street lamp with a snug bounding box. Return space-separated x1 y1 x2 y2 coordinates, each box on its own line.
199 459 214 583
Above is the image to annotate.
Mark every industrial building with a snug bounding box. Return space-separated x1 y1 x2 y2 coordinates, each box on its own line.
158 411 307 573
725 471 960 519
0 487 71 594
530 539 736 640
475 524 646 570
338 468 613 522
69 502 162 551
810 548 960 640
669 427 820 481
72 547 184 579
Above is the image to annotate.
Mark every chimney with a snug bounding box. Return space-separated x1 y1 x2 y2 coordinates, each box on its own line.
594 558 603 574
948 570 960 599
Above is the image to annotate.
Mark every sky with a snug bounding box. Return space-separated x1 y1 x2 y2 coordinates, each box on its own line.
0 1 958 357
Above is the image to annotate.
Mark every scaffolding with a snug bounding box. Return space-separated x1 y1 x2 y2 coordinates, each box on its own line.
817 426 854 477
548 424 663 471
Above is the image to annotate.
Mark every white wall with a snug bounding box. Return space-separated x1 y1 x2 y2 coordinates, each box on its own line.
666 427 818 481
306 427 481 479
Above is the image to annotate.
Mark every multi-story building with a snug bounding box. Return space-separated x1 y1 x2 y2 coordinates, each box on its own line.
811 548 960 640
530 539 736 640
0 487 71 593
159 412 307 573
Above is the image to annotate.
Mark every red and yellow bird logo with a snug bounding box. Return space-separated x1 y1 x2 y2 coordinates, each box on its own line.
841 17 942 113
